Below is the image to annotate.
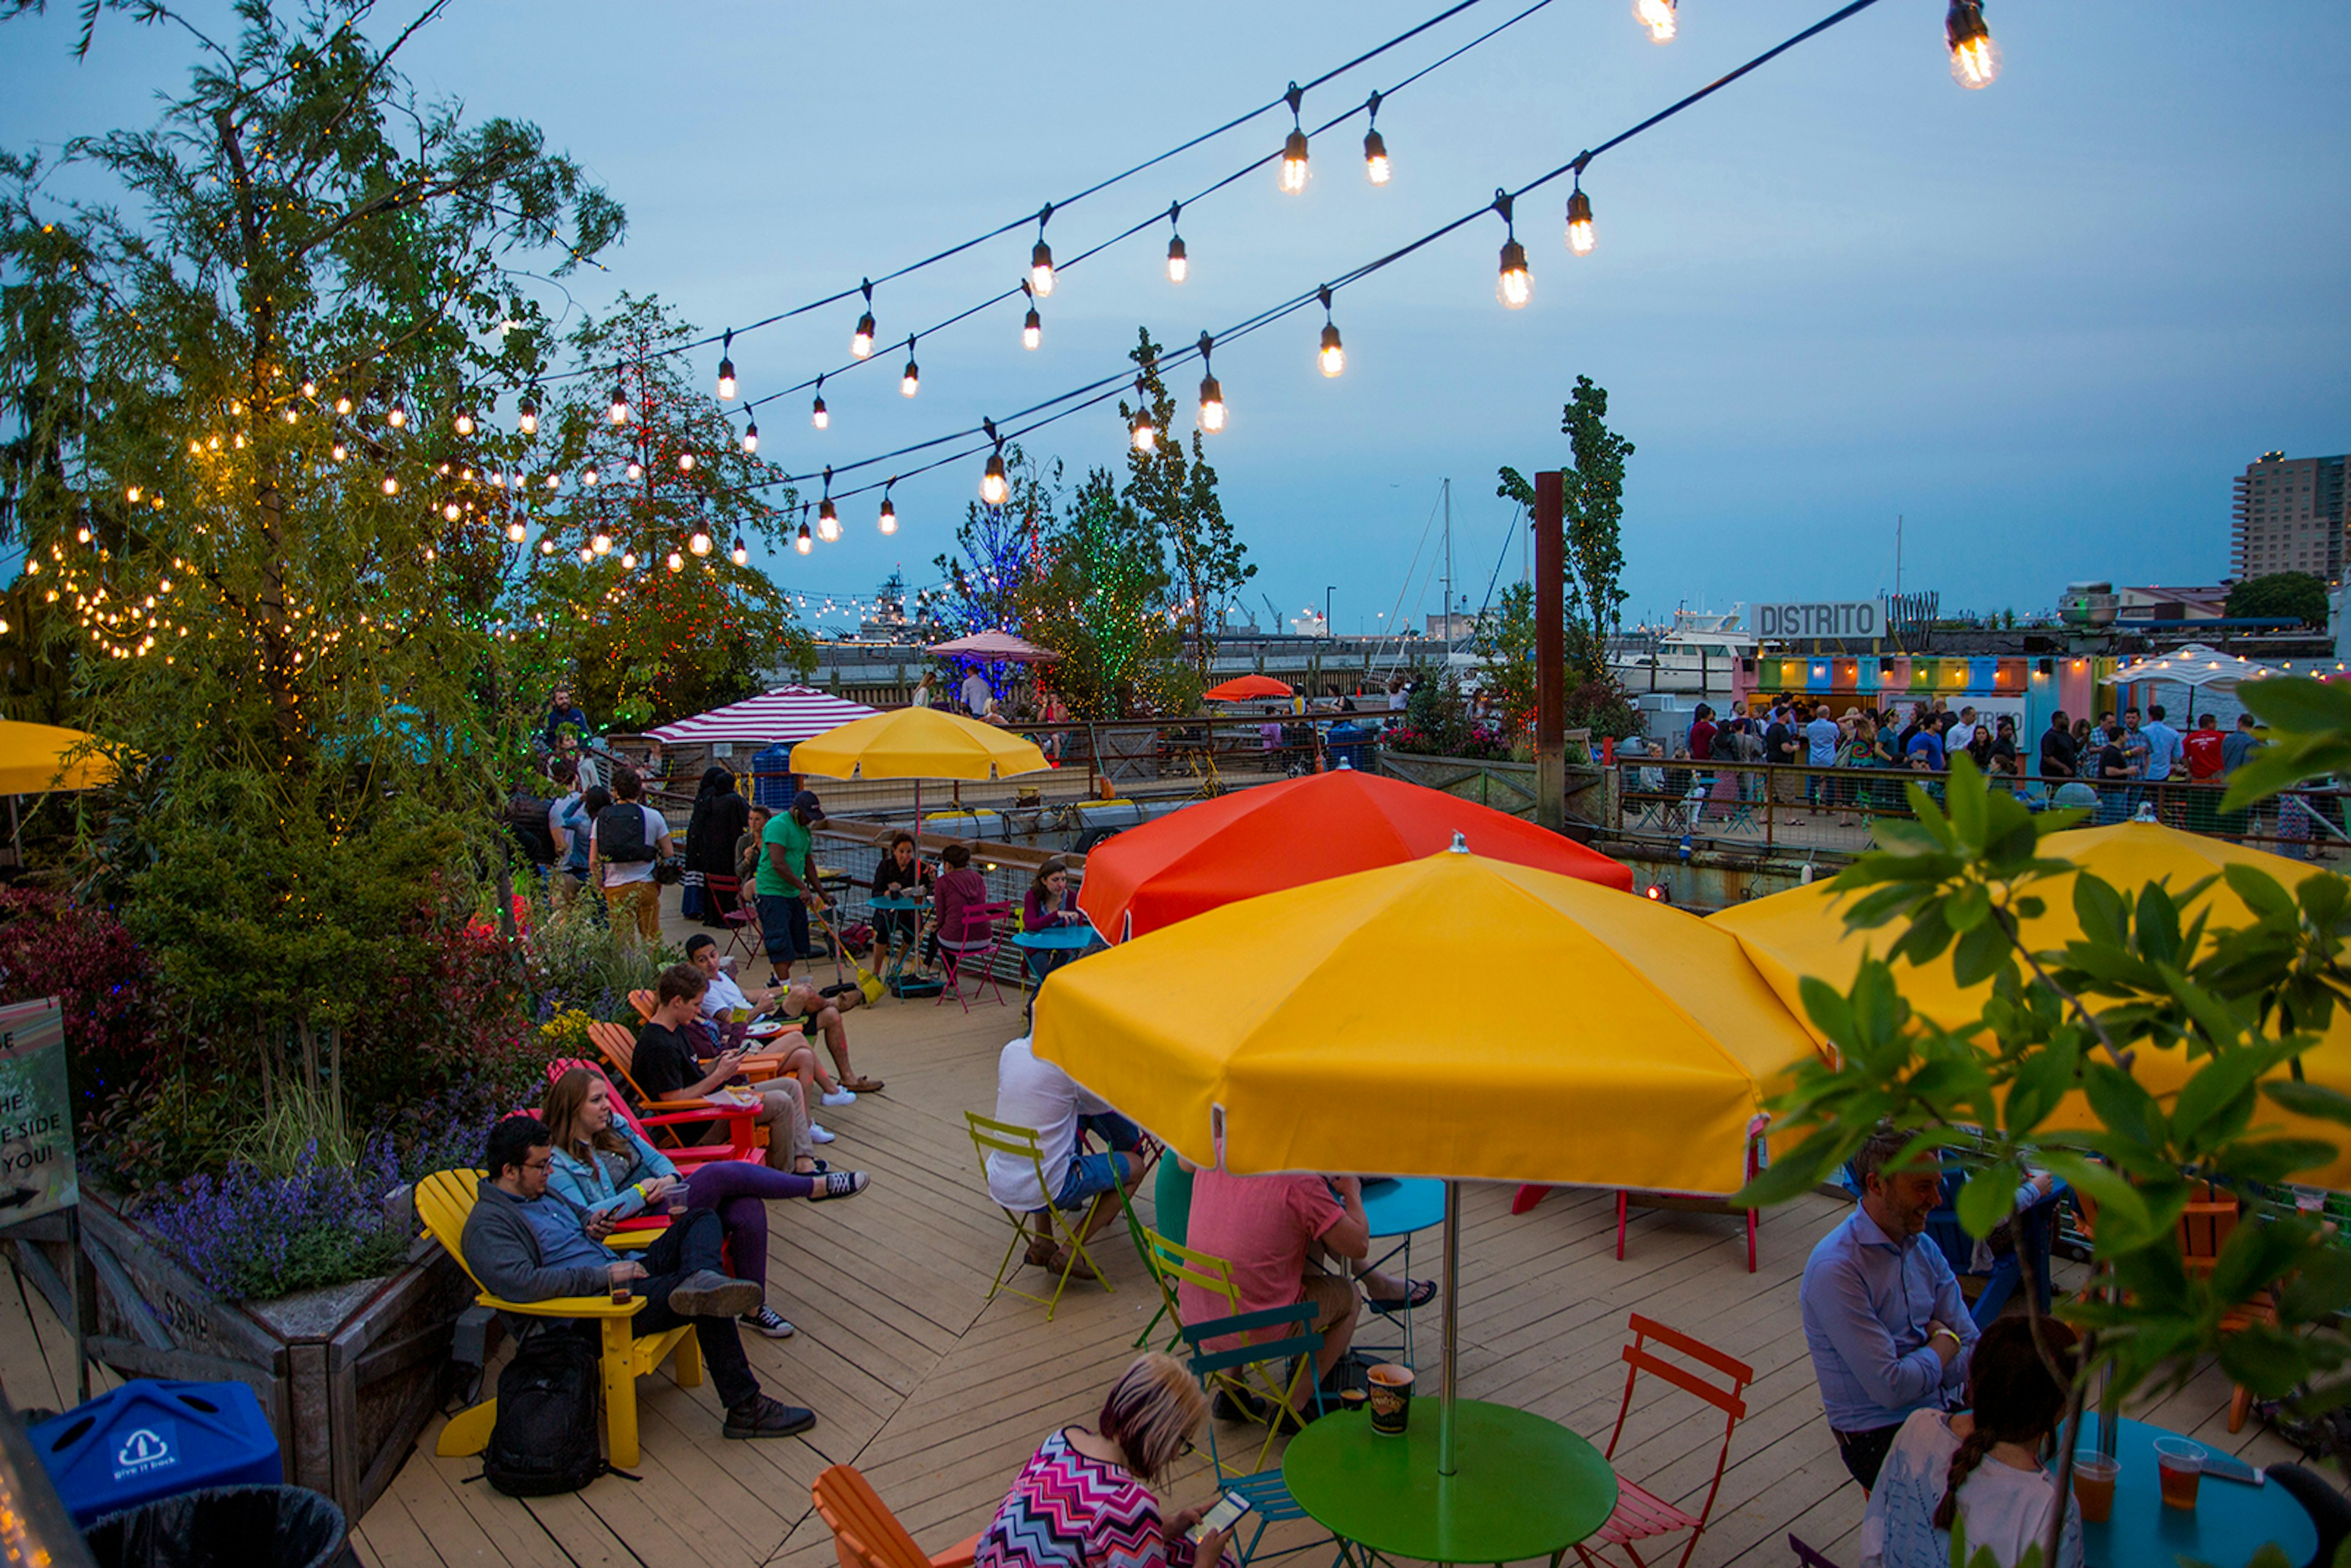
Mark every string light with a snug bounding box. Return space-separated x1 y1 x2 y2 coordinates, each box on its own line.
1196 332 1226 433
1635 0 1677 43
689 523 714 557
545 473 562 490
583 465 599 485
592 530 613 555
454 409 475 435
301 380 317 399
980 421 1009 506
730 535 750 565
716 329 737 400
1130 378 1157 452
518 394 539 435
334 394 352 416
578 545 594 561
621 550 638 569
126 486 140 503
443 501 462 521
508 520 528 542
1494 190 1531 309
812 375 830 428
282 407 298 424
1021 281 1043 350
818 500 841 542
1316 286 1344 378
385 400 407 429
1946 1 1998 88
900 337 920 398
1029 204 1056 298
609 375 631 424
851 280 876 359
879 481 899 535
1164 201 1188 282
1278 83 1310 193
666 551 685 572
795 520 813 554
626 460 644 480
1565 176 1595 256
741 418 760 454
1362 91 1390 185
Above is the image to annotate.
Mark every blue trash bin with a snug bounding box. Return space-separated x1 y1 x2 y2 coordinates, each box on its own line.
31 1379 282 1528
751 743 797 809
1327 721 1368 771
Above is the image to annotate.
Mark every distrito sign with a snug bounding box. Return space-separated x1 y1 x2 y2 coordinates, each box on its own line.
1753 599 1887 638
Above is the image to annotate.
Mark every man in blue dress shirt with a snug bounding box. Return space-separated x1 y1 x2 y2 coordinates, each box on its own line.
1800 1127 1979 1491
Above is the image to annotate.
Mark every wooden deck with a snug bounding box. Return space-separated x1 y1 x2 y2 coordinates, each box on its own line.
0 943 2304 1567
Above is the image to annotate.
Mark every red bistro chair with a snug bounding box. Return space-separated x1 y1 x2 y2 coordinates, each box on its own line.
1577 1313 1754 1568
703 872 763 964
937 901 1012 1012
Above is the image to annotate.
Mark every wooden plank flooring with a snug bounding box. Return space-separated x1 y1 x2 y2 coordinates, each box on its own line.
0 896 2309 1566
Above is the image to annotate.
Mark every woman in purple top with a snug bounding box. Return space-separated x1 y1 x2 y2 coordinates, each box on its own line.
1024 857 1086 932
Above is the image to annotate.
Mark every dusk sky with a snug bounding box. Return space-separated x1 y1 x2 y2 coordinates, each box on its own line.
6 1 2347 638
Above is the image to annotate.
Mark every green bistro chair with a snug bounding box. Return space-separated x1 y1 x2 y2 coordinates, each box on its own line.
965 1111 1116 1321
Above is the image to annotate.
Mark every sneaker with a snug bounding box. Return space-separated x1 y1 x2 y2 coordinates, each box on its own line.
741 1305 796 1339
724 1394 816 1439
819 1087 858 1108
667 1269 762 1319
809 1169 869 1202
809 1123 837 1144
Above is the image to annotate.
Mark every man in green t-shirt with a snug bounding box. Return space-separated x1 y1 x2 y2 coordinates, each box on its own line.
756 790 827 983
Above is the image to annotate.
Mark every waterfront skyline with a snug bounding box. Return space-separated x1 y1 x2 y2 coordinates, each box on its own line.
4 1 2344 635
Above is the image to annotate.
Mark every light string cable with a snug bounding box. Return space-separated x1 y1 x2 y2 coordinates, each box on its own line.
536 0 1538 388
700 0 1892 512
721 0 1565 429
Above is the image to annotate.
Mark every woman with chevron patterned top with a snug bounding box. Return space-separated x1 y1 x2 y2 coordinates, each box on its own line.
975 1353 1239 1568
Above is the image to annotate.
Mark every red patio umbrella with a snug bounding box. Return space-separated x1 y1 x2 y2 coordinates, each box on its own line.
1076 769 1636 941
1201 673 1295 702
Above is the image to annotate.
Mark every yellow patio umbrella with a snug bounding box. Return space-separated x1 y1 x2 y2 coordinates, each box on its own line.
1033 838 1825 1473
790 705 1049 786
1709 822 2351 1184
0 721 115 794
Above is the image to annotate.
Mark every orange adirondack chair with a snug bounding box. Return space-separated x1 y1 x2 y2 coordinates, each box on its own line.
587 1019 770 1158
811 1465 980 1568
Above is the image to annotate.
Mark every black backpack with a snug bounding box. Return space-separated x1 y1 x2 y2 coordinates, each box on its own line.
506 791 558 866
482 1327 606 1496
594 802 655 863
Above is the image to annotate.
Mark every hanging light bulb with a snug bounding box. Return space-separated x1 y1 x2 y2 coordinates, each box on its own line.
454 409 476 435
301 380 317 399
981 448 1009 507
508 520 528 542
741 418 759 455
1316 287 1345 378
583 465 599 486
1163 201 1188 282
542 539 557 555
1634 0 1677 44
878 487 898 535
851 280 876 358
1130 380 1157 452
331 440 348 462
666 551 685 572
283 407 299 424
1022 305 1042 350
578 545 594 562
730 536 749 565
591 531 612 555
716 330 737 400
334 394 352 416
517 394 539 435
1565 181 1595 256
1278 85 1310 193
385 401 407 429
812 375 830 429
900 337 920 398
1198 336 1228 433
126 486 140 503
621 550 638 569
490 470 506 489
608 376 631 424
818 500 841 542
544 473 562 490
688 525 711 557
1946 0 1998 88
678 452 696 472
381 472 400 495
443 501 463 522
1495 194 1532 309
1029 204 1056 296
1362 91 1390 185
795 521 813 555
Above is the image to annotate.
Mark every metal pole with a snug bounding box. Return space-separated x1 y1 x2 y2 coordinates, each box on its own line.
1534 471 1565 833
1439 1178 1461 1477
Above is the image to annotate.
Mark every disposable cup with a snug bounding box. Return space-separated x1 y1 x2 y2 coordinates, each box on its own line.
2070 1452 2117 1524
1367 1364 1414 1436
2153 1437 2203 1510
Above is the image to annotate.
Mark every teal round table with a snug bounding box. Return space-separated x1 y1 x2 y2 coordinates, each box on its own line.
1011 925 1097 992
1282 1399 1618 1566
2069 1418 2313 1568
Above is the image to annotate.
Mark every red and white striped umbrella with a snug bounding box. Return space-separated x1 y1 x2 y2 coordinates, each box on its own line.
648 686 881 747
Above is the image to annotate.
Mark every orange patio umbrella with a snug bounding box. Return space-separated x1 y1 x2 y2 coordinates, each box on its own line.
1076 768 1635 941
1201 673 1295 702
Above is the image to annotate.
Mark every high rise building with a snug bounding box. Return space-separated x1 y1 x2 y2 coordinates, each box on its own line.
2232 451 2350 583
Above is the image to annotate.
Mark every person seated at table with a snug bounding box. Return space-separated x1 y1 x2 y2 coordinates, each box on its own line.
986 1033 1149 1274
541 1067 868 1340
684 935 874 1103
868 831 938 975
974 1352 1239 1568
461 1114 814 1439
933 839 994 956
1925 1166 2066 1330
1022 857 1086 932
1180 1166 1371 1419
1801 1127 1979 1492
1859 1317 2082 1568
628 962 835 1165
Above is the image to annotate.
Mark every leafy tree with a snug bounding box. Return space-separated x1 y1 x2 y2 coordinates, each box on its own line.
1498 375 1634 684
2227 571 2330 627
518 294 808 729
0 1 616 1122
1119 331 1251 680
929 441 1055 705
1027 468 1184 719
1738 754 2351 1568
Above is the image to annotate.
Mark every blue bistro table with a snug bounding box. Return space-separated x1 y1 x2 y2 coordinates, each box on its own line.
866 895 928 985
2067 1417 2314 1568
1010 925 1097 994
1356 1178 1444 1368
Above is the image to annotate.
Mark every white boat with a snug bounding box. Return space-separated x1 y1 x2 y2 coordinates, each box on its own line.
1610 609 1756 698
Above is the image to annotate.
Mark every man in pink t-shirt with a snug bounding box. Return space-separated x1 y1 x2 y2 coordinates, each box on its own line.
1180 1169 1370 1405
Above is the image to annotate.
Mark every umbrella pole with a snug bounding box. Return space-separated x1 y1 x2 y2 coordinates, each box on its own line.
1439 1177 1461 1477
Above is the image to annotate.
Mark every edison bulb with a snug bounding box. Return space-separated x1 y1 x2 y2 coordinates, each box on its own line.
666 552 684 572
578 545 593 562
591 531 612 555
980 452 1009 506
730 540 750 565
381 473 400 495
678 452 695 472
716 358 736 400
583 466 599 486
689 530 712 556
1498 239 1532 309
741 421 759 455
1131 416 1157 453
879 499 898 535
1022 309 1041 351
508 520 528 542
1318 323 1345 378
331 441 347 462
1946 1 1999 89
454 410 475 435
817 501 841 542
1565 190 1595 256
334 394 352 416
1634 0 1676 43
1029 241 1055 298
1166 236 1188 283
385 403 407 429
1278 130 1310 193
443 502 462 521
851 312 876 359
1198 375 1226 433
812 393 829 429
1363 129 1390 186
518 404 538 435
542 539 557 555
901 356 920 398
621 551 637 569
795 524 813 555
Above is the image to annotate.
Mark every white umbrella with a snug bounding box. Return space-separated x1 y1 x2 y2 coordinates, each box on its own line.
2109 642 2278 692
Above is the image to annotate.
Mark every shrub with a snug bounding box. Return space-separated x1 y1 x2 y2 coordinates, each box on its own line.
521 886 676 1021
0 888 163 1130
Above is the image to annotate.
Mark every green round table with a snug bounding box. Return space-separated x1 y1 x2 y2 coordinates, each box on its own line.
1281 1398 1618 1565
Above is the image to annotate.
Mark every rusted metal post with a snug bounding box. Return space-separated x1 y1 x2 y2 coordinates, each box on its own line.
1535 471 1565 833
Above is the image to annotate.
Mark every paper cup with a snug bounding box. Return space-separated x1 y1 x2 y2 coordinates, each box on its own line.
1366 1364 1414 1435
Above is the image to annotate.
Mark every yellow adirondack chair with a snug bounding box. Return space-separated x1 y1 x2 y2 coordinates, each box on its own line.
414 1168 701 1469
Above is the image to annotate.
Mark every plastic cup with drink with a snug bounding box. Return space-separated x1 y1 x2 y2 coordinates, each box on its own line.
2153 1437 2204 1510
2069 1451 2118 1523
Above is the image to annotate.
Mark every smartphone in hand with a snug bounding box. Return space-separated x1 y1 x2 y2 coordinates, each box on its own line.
1186 1491 1254 1544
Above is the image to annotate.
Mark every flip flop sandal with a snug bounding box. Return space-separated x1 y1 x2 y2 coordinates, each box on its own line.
838 1075 885 1093
1365 1278 1438 1315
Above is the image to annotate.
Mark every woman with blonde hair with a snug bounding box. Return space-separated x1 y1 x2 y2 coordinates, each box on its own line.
539 1067 869 1340
976 1352 1238 1568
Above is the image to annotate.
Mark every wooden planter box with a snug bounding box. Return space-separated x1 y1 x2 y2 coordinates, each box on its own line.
3 1190 470 1521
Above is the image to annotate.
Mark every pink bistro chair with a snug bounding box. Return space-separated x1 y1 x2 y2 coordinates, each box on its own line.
937 901 1012 1011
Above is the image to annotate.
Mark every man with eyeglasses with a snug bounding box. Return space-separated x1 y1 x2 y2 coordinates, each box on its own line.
460 1114 814 1439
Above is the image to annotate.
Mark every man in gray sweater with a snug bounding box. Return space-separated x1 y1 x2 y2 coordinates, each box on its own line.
460 1115 813 1439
